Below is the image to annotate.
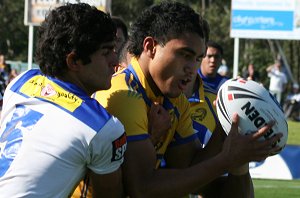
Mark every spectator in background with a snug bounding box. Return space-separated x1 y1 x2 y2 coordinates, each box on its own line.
199 40 229 94
283 83 300 121
266 59 288 105
217 59 229 77
242 63 260 82
7 68 19 84
0 54 7 73
0 54 8 94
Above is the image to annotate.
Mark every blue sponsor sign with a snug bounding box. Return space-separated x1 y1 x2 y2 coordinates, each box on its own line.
230 0 300 40
232 10 293 31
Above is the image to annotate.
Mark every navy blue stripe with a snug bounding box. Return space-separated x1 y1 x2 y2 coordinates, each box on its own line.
205 96 219 125
168 132 197 147
9 69 111 132
124 65 179 119
156 154 164 160
126 134 149 142
124 66 152 107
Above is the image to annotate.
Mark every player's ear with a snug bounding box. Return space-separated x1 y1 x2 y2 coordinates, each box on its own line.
66 51 81 71
143 37 156 58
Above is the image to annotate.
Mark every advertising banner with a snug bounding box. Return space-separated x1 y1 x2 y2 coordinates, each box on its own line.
24 0 111 26
231 0 300 40
250 145 300 180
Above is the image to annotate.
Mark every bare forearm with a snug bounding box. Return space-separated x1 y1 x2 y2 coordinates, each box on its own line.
124 154 228 198
91 169 124 198
220 172 254 198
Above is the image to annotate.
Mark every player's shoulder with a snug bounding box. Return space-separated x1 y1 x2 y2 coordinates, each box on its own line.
94 71 145 114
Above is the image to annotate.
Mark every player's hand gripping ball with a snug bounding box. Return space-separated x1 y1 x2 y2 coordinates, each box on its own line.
216 78 288 154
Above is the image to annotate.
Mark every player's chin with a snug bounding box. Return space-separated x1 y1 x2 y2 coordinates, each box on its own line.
164 88 182 98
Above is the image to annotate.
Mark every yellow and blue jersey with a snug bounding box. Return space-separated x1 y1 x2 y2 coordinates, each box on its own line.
94 57 197 167
188 75 219 146
198 68 229 94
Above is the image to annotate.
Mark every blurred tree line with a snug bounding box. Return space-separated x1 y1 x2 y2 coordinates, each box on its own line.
0 1 28 61
0 0 299 87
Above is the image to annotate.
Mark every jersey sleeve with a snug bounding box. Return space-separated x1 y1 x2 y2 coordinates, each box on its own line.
87 117 126 174
94 74 149 142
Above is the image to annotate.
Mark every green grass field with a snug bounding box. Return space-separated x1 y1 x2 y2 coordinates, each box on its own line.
253 120 300 198
286 120 300 145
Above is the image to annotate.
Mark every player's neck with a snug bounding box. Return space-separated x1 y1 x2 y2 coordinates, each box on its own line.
139 57 163 97
202 70 216 78
184 75 198 98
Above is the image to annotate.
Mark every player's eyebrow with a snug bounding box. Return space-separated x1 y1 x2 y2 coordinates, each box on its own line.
180 47 205 58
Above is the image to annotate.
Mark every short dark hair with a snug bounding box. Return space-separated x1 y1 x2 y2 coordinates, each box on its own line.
127 1 210 57
35 3 116 77
206 40 223 56
112 16 128 40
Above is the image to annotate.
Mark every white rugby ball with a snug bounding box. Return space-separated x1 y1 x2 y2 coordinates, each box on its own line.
216 78 288 152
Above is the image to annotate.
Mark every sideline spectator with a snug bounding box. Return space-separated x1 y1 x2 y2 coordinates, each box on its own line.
283 83 300 121
0 3 126 197
0 54 7 75
0 54 8 94
242 63 260 82
266 59 288 105
217 59 229 77
7 68 19 84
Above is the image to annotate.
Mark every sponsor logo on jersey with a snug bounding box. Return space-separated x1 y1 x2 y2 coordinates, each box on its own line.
20 75 82 112
191 107 207 122
41 84 56 97
111 133 127 162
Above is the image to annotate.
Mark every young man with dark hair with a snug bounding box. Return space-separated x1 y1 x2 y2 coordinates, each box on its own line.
0 3 126 197
91 2 281 197
199 40 229 94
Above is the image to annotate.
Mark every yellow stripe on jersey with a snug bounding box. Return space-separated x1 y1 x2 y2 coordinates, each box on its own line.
20 75 83 112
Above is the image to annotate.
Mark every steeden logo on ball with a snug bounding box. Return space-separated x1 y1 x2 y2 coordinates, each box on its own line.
216 78 288 154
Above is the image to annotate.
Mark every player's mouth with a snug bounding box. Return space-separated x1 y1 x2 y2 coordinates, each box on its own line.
179 78 192 90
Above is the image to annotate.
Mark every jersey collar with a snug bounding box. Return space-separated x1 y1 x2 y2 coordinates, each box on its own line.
130 57 164 104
